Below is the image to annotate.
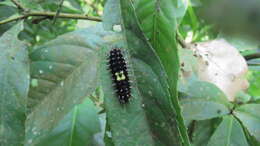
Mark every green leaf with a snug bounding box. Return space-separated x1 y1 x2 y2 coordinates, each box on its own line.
133 0 188 27
18 0 82 46
0 5 18 36
235 91 251 104
247 134 260 146
207 116 249 146
104 120 114 146
219 34 259 51
248 70 260 99
181 81 231 121
103 0 120 31
242 122 260 146
101 56 156 145
0 22 29 146
132 0 185 97
186 1 199 32
234 104 260 142
178 48 199 93
132 0 188 93
133 0 190 145
21 18 78 46
101 12 156 146
255 99 260 104
103 52 185 145
25 25 113 145
102 0 187 145
190 118 222 146
34 99 101 146
133 0 180 93
19 0 83 12
0 1 16 7
18 0 42 10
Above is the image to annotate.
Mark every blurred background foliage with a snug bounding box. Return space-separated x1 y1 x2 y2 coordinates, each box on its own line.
178 0 260 101
0 0 105 46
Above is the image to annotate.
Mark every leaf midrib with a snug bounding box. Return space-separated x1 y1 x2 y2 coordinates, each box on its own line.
69 106 78 146
226 118 233 146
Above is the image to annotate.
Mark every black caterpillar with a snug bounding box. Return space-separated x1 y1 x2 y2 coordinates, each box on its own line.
107 48 131 104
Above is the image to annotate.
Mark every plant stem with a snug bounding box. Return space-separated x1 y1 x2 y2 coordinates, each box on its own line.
0 11 102 25
52 0 65 24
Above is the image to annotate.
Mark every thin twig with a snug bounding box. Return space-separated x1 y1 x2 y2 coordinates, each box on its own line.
244 52 260 60
10 0 27 11
0 11 102 25
0 15 27 25
176 34 193 49
53 0 65 24
177 35 188 49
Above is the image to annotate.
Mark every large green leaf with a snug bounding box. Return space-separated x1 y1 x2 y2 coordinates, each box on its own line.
132 0 186 92
102 0 187 145
25 25 113 145
102 1 156 144
35 98 101 146
207 116 249 146
234 104 260 142
101 53 183 145
0 22 29 146
133 0 190 144
181 81 231 122
101 60 155 146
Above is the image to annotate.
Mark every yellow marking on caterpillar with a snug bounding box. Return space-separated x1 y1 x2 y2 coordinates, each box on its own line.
115 71 126 81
